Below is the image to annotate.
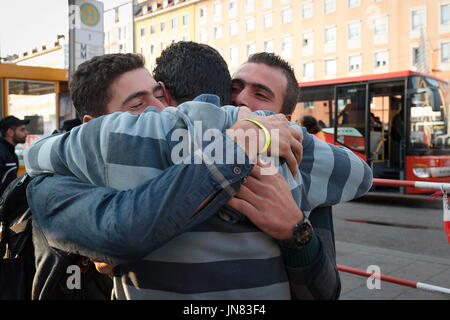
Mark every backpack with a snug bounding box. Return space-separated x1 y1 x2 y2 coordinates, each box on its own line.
0 173 113 300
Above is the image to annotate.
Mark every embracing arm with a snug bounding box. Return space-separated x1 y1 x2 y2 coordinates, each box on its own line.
28 159 251 264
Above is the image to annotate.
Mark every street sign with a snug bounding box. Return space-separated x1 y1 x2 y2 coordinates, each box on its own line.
68 0 104 78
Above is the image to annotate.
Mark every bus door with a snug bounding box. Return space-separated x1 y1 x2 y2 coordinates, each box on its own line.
368 81 406 180
334 84 368 160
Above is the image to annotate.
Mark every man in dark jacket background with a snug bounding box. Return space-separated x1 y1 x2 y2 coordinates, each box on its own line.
0 116 29 195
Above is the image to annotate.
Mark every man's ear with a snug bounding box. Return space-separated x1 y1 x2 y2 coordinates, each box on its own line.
159 82 175 107
5 127 14 138
82 115 95 123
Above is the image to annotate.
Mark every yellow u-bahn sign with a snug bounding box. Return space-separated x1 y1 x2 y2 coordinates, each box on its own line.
80 2 100 27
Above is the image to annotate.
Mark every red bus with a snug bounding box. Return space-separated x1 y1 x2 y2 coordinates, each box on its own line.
294 71 450 194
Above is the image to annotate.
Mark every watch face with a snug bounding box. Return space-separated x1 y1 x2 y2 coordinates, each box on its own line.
294 222 313 246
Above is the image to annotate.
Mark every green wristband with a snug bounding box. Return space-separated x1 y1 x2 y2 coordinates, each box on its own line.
240 118 271 154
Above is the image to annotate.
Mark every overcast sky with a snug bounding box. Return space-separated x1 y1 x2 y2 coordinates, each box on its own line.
0 0 125 57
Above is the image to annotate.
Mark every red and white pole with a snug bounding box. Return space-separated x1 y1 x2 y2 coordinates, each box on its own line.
372 178 450 245
372 178 450 191
337 265 450 295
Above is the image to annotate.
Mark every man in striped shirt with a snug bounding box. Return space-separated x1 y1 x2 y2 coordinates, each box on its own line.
26 43 372 299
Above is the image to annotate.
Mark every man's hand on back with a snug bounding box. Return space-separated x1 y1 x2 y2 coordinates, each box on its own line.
228 106 303 177
227 159 305 240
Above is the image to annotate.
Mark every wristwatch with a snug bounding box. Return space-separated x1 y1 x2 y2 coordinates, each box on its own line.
282 217 314 248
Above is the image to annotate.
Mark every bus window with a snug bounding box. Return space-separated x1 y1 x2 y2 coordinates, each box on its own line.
335 85 366 153
7 79 57 165
409 86 449 153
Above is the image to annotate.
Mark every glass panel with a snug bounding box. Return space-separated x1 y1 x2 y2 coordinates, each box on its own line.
336 85 366 153
7 79 57 165
409 76 450 155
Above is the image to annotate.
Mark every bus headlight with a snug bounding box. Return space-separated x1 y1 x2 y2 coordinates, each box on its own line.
412 167 431 178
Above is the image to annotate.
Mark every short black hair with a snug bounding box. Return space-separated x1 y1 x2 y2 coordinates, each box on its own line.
301 116 321 134
70 53 145 118
153 42 231 105
246 52 299 115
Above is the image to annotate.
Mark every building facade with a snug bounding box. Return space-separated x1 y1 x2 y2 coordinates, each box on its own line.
104 0 136 54
11 36 68 69
135 0 198 71
133 0 450 123
135 0 450 79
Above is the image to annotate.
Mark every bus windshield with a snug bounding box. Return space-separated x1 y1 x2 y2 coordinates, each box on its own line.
409 76 450 155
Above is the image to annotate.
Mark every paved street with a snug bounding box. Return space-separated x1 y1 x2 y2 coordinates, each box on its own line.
332 192 450 300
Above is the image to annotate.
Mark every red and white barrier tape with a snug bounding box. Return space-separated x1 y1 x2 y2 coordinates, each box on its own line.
337 264 450 295
372 178 450 245
372 178 450 191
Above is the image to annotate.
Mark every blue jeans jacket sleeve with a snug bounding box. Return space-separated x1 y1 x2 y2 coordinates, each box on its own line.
28 158 252 264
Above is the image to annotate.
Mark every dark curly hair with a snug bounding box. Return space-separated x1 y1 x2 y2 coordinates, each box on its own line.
69 53 145 118
153 41 231 105
246 52 299 115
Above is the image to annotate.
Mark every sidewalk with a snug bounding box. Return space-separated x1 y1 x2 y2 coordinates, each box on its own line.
336 241 450 300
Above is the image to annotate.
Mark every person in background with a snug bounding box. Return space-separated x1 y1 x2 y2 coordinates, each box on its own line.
0 116 29 195
301 115 326 142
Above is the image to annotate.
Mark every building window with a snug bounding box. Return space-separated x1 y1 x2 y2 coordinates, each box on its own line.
199 29 207 42
282 35 292 59
302 1 313 19
264 12 273 28
348 0 360 8
324 0 336 14
263 0 272 10
160 21 166 32
325 26 336 43
375 51 389 69
374 15 388 44
374 16 388 35
411 7 426 31
246 17 255 32
150 44 155 55
171 17 177 29
214 25 222 39
264 39 274 53
150 24 155 34
349 55 362 72
213 2 222 21
442 42 450 62
325 59 337 77
412 47 419 66
199 7 207 26
348 21 361 39
442 4 450 25
229 0 237 18
140 27 145 37
245 0 254 13
247 43 255 57
304 101 314 109
282 7 292 24
229 21 238 36
303 61 314 80
183 14 189 26
230 46 239 67
303 30 314 55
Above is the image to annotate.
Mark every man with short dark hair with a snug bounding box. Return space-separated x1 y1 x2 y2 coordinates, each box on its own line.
0 116 29 195
153 41 232 106
231 52 341 298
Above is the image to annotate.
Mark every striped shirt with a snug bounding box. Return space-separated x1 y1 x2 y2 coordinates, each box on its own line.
24 97 372 299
